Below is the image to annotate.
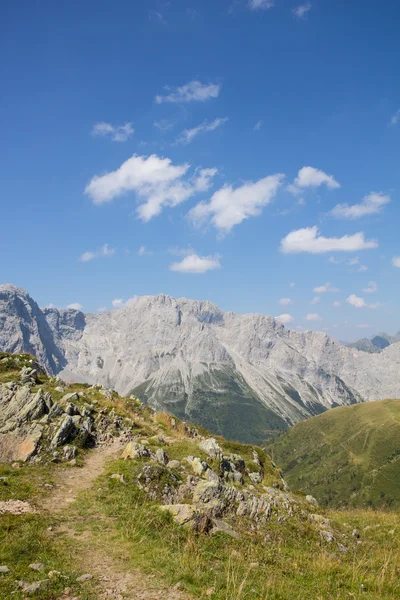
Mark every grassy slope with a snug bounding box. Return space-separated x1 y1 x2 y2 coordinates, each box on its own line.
1 354 400 599
267 399 400 509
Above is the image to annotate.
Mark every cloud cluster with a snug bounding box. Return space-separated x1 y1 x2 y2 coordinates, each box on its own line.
248 0 274 10
288 166 340 195
79 244 116 263
112 296 138 309
85 154 218 221
155 81 221 104
275 314 294 325
362 281 377 294
330 192 390 219
293 3 312 18
390 109 400 126
169 253 221 273
346 295 379 309
306 313 322 321
189 174 284 233
176 117 228 145
313 282 340 293
67 302 83 311
279 298 292 306
280 226 378 254
91 122 134 142
392 256 400 268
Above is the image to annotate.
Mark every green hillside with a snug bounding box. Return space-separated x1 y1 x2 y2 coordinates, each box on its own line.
267 399 400 509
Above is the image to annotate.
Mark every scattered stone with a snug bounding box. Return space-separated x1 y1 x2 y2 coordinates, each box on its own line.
248 471 262 484
76 573 93 582
60 392 79 404
160 504 197 525
198 438 223 459
211 518 240 539
121 442 151 460
0 566 10 574
155 448 169 465
184 456 209 476
320 530 335 543
0 500 37 515
63 446 77 460
167 460 181 469
0 477 8 485
337 543 348 553
352 528 360 539
65 403 80 416
306 495 318 506
17 579 50 593
51 416 77 447
29 563 45 571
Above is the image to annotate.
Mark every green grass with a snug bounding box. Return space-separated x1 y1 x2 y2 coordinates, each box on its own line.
71 458 400 600
0 463 97 600
266 399 400 509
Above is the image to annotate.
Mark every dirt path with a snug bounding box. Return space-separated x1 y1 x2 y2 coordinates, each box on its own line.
40 441 190 600
41 440 123 513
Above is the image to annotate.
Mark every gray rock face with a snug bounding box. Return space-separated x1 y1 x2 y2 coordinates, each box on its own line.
1 285 400 442
0 284 65 374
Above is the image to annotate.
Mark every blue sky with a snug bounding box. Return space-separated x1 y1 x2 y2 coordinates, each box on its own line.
1 0 399 341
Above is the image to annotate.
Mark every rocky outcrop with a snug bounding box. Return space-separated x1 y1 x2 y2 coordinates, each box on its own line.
1 285 400 442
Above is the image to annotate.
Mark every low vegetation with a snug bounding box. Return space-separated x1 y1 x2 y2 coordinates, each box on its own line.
267 399 400 509
1 354 400 599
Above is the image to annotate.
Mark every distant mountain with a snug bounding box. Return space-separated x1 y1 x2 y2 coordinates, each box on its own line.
347 332 400 353
1 283 400 444
267 399 400 509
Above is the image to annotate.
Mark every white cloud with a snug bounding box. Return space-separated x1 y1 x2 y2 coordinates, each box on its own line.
310 296 320 305
346 294 379 309
67 303 83 311
248 0 274 10
288 166 340 195
275 313 294 324
97 307 108 314
313 282 340 293
45 303 57 309
356 323 371 329
138 245 152 256
347 257 359 266
169 253 221 274
358 265 368 272
332 301 341 308
392 256 400 268
329 256 340 264
189 173 284 233
153 119 175 132
279 298 292 306
293 3 312 18
362 281 377 294
306 313 322 321
254 120 263 131
289 282 295 288
79 243 116 263
112 296 138 309
155 81 221 104
91 122 134 142
85 154 218 221
176 117 228 145
390 109 400 126
280 226 378 254
329 192 390 220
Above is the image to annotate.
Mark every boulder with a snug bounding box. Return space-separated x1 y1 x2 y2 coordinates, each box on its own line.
51 416 77 447
121 442 152 460
184 456 209 476
159 504 197 525
198 438 223 459
155 448 169 465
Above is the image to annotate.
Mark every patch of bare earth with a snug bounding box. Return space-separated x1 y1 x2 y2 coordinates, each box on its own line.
40 440 191 600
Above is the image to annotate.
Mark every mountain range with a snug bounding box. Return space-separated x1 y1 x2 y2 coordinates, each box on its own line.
346 331 400 353
1 283 400 443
